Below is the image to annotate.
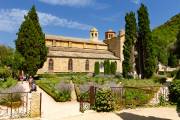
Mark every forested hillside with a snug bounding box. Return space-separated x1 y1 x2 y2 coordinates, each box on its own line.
152 13 180 65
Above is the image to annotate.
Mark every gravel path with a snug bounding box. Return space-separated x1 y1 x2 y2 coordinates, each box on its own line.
37 86 83 120
62 107 180 120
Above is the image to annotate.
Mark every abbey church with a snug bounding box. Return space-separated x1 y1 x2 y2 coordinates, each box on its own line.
38 28 125 74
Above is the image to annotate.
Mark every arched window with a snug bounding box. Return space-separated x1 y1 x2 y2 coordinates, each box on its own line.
68 59 73 71
85 60 89 71
48 59 54 71
95 33 97 37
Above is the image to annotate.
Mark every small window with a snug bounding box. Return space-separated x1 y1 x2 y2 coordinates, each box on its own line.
48 59 54 71
91 33 93 37
85 60 89 71
68 59 73 71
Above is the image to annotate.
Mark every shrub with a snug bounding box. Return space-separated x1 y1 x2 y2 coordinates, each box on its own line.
159 94 166 106
153 76 166 84
177 98 180 111
0 93 22 108
56 90 71 102
0 77 17 89
176 69 180 79
94 62 100 75
94 88 114 112
0 67 11 80
38 83 71 102
169 80 180 103
124 88 153 108
115 73 123 79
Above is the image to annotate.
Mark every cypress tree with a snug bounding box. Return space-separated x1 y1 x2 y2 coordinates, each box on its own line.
15 6 48 76
123 12 137 78
137 4 157 78
104 60 110 75
94 62 100 75
27 5 48 68
110 62 117 75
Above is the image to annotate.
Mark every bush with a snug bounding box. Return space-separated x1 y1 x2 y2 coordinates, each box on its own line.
94 89 114 112
124 88 153 108
0 67 11 80
0 93 22 108
176 69 180 79
169 80 180 103
94 62 100 75
38 83 71 102
0 77 17 89
159 94 166 106
55 90 71 102
177 98 180 111
153 76 167 84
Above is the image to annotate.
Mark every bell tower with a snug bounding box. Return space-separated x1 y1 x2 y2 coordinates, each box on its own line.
105 29 116 40
90 27 99 42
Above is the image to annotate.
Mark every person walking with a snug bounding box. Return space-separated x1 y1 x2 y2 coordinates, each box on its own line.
28 76 33 91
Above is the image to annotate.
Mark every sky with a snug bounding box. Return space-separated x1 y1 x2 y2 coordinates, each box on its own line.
0 0 180 47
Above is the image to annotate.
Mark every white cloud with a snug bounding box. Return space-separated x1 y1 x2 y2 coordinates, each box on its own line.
0 8 92 33
38 0 93 7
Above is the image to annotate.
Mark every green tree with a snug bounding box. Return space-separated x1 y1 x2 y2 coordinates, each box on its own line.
15 6 47 76
168 52 178 67
110 62 117 75
94 62 100 75
0 45 13 66
175 28 180 59
104 60 110 75
27 5 48 68
136 4 157 78
123 12 137 78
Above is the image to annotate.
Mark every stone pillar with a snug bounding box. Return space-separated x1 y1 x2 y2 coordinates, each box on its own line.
70 80 77 101
30 92 41 117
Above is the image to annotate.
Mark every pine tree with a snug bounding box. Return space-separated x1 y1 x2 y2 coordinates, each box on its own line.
15 6 47 76
123 12 137 78
137 4 157 78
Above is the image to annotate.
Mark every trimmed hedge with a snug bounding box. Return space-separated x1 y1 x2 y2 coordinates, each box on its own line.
38 83 71 102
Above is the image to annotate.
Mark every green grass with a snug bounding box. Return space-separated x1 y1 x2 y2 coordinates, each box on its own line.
0 77 17 90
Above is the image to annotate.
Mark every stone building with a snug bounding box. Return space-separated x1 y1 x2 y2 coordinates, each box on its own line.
37 28 125 74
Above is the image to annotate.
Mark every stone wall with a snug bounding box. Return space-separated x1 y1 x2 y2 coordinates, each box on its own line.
37 57 122 74
45 40 108 50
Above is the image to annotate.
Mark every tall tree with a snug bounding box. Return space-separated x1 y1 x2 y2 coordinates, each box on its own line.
16 6 47 76
175 28 180 59
137 4 157 78
123 12 137 78
27 5 48 68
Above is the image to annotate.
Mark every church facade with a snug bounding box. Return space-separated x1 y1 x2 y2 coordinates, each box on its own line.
37 28 125 74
